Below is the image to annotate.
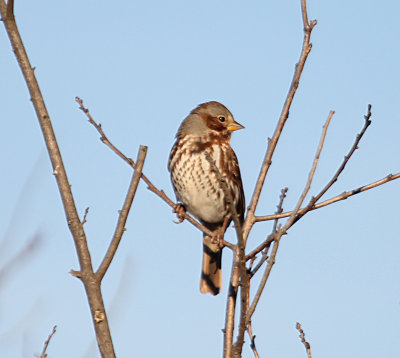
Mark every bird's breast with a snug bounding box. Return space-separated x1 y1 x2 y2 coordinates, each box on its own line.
169 138 231 224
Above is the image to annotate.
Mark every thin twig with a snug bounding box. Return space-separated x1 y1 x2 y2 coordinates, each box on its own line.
241 0 317 245
248 322 260 358
293 105 371 224
248 238 272 277
96 145 147 281
245 236 274 261
81 207 90 225
296 322 312 358
39 325 57 358
255 172 400 222
272 188 287 233
0 233 41 287
247 253 260 358
247 110 333 325
75 97 214 238
249 188 288 277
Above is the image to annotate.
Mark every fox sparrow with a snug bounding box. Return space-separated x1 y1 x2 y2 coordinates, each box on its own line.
168 101 245 295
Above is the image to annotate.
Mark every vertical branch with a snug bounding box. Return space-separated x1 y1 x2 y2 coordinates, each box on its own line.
0 3 121 357
242 0 317 244
0 0 93 277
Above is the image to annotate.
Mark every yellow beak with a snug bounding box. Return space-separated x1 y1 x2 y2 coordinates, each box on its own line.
228 121 245 131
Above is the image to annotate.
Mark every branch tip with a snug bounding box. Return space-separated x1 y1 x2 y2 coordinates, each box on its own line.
70 269 82 278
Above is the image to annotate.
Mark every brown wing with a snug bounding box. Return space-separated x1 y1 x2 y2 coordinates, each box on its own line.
227 146 245 225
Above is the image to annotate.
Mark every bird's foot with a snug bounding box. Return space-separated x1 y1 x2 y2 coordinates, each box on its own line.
211 230 225 249
173 203 186 223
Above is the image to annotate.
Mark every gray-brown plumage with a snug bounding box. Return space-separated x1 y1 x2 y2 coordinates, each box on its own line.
168 101 245 295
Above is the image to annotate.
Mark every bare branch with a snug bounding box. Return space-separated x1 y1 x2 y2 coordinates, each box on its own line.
75 97 214 238
255 105 379 225
247 110 333 325
296 322 312 358
242 0 317 244
248 325 260 358
255 172 400 222
249 188 288 276
294 105 371 223
0 7 116 357
39 325 57 358
96 145 147 281
245 236 274 262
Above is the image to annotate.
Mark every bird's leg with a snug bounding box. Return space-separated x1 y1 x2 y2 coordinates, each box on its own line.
173 203 186 223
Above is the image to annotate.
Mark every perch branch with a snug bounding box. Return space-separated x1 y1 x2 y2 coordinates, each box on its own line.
241 0 317 244
97 145 147 281
75 97 214 238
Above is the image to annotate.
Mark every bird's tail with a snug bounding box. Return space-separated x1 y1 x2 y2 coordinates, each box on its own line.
200 234 222 295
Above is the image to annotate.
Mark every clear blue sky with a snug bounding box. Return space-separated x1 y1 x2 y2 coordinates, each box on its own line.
1 1 399 357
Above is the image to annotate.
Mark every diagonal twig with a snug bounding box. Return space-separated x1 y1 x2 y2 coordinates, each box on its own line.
75 97 214 238
255 104 382 224
248 323 260 358
249 187 288 277
293 104 372 224
96 145 147 281
296 322 312 358
39 325 57 358
254 172 400 222
81 207 90 225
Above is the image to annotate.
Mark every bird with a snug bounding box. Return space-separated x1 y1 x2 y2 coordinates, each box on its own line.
168 101 245 295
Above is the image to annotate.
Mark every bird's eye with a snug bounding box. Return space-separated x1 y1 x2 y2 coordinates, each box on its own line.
218 116 226 122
